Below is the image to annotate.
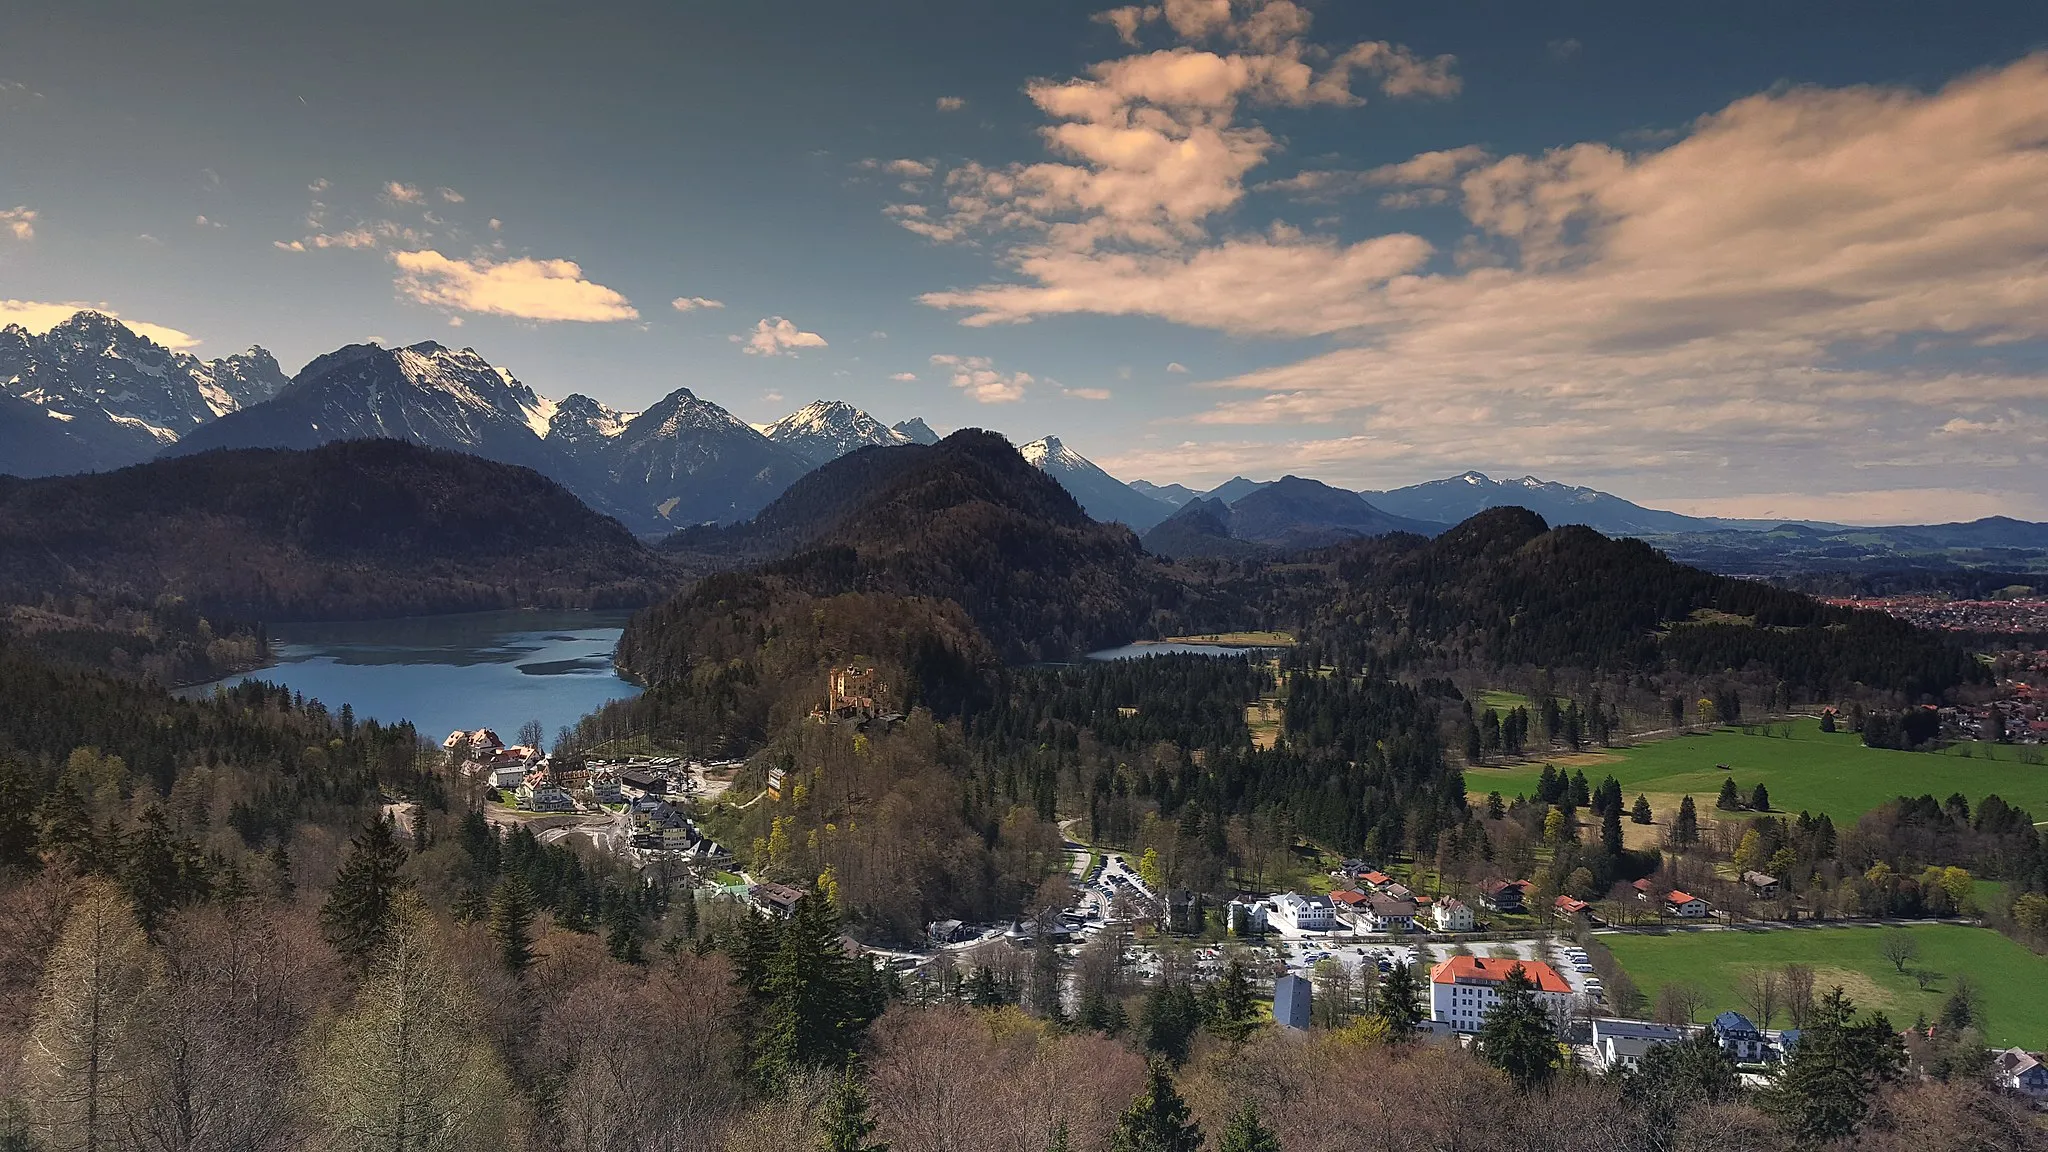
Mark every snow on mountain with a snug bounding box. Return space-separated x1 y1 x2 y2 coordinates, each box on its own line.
0 310 287 475
764 399 911 466
597 387 813 529
1361 470 1714 536
891 416 940 445
1019 434 1174 530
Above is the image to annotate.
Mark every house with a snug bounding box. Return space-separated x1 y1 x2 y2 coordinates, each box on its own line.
1994 1048 2048 1097
585 769 623 803
1329 889 1369 909
618 767 666 798
1665 890 1710 918
1631 878 1654 900
515 778 574 812
644 801 692 832
927 919 968 945
1363 896 1418 933
1591 1018 1691 1071
1270 892 1336 932
1710 1011 1772 1064
443 728 504 754
1554 895 1591 919
1273 974 1312 1030
1226 898 1271 935
1360 870 1394 890
1431 897 1474 932
489 763 530 791
751 882 806 917
1429 956 1575 1034
1383 883 1416 903
1742 871 1780 899
1477 878 1530 914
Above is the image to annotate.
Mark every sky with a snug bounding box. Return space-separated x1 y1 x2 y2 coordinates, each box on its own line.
3 1 2047 523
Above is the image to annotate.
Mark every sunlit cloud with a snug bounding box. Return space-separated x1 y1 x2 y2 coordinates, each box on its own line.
390 250 640 322
736 316 828 356
671 296 726 311
930 354 1031 403
0 299 200 349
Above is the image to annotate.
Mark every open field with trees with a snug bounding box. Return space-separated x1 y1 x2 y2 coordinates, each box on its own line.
1603 923 2048 1046
1468 718 2048 826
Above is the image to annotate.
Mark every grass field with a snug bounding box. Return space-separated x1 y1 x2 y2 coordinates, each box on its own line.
1466 718 2048 826
1603 923 2048 1046
1160 630 1297 647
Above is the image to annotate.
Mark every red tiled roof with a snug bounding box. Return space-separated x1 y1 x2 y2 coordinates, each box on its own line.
1429 955 1573 994
1666 890 1700 905
1330 890 1368 905
1362 871 1392 885
1554 895 1590 914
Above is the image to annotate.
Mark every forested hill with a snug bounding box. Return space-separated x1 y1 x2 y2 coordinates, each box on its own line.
0 439 671 620
655 429 1171 662
1177 506 1981 699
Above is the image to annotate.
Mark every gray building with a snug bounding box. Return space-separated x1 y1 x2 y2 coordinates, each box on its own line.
1273 973 1312 1030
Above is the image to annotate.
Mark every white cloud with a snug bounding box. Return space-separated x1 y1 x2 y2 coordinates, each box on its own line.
0 300 200 349
937 96 967 112
488 218 503 231
671 296 726 311
919 42 2048 512
437 187 464 203
383 181 425 204
1065 386 1114 400
1166 361 1189 373
194 215 225 229
390 250 640 322
736 316 828 356
930 354 1031 403
890 372 919 381
1 207 36 240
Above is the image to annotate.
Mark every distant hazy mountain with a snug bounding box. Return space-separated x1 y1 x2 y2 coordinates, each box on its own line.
1363 470 1714 535
0 311 287 474
589 387 813 530
1020 435 1175 530
764 400 911 467
1129 480 1199 506
1202 476 1270 505
892 417 940 445
1142 476 1442 558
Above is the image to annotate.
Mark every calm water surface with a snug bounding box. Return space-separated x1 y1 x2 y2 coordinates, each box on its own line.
179 609 642 743
1085 642 1257 660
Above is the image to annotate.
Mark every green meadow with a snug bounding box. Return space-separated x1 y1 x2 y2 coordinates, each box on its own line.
1603 923 2048 1047
1467 718 2048 825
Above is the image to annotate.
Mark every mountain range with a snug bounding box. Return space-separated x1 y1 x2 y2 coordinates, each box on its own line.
9 310 2048 572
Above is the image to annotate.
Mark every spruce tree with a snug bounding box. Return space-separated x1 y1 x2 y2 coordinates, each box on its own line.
1631 795 1654 825
1109 1060 1203 1152
818 1071 889 1152
967 965 1005 1007
1476 965 1562 1091
1217 1103 1282 1152
1600 801 1624 859
753 894 862 1084
1674 796 1700 848
1370 959 1424 1040
267 838 296 903
0 757 39 874
1207 958 1261 1042
1750 782 1770 812
489 876 538 975
605 902 644 964
1760 987 1904 1144
35 777 96 872
320 815 409 969
1716 778 1741 810
1140 981 1203 1064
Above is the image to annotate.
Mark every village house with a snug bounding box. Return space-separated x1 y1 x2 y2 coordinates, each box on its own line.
1383 882 1416 902
1226 897 1271 935
1591 1018 1691 1071
1431 897 1474 932
1477 878 1530 914
1270 892 1336 932
1710 1011 1774 1064
1363 895 1418 933
1742 871 1780 899
617 767 666 798
1553 894 1591 920
1665 890 1711 918
515 773 575 813
1995 1048 2048 1098
1273 974 1312 1030
585 768 624 803
750 881 807 917
1360 870 1394 890
1328 889 1369 911
1429 956 1575 1034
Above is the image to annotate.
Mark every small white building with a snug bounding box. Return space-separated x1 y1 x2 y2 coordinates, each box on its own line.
586 769 624 803
1362 896 1417 933
1431 897 1474 932
1665 890 1710 918
516 779 575 812
1226 898 1271 935
1270 892 1335 932
1429 956 1575 1035
1590 1018 1691 1071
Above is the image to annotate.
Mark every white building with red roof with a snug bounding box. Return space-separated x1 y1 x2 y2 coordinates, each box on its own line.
1429 955 1576 1034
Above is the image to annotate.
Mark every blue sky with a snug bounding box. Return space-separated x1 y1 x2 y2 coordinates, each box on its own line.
3 1 2046 521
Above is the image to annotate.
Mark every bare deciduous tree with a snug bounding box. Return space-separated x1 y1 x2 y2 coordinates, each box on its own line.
1781 964 1816 1029
1655 981 1711 1026
1738 968 1781 1028
1879 928 1919 974
24 877 163 1152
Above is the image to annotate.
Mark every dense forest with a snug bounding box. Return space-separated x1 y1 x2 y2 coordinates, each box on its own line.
0 440 671 622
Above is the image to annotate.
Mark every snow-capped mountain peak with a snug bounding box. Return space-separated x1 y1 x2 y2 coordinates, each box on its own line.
1019 434 1175 530
892 416 940 445
764 399 910 466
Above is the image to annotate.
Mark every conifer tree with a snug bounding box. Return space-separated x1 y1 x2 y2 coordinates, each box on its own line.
818 1071 888 1152
1208 957 1262 1042
488 876 537 975
0 757 39 873
1750 782 1770 812
1716 778 1741 810
36 777 97 872
1217 1103 1282 1152
1674 796 1700 848
753 894 862 1084
1370 959 1424 1040
1631 795 1654 825
267 838 296 903
1760 987 1904 1145
1476 965 1562 1091
1600 801 1624 859
1109 1061 1202 1152
320 815 409 969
